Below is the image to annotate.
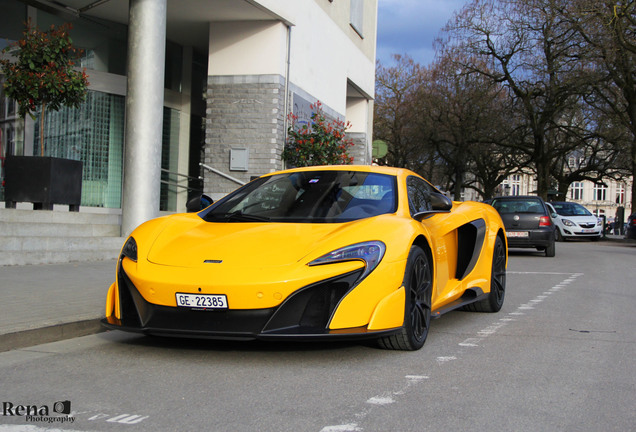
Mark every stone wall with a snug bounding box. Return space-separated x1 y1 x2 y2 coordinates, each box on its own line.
203 75 370 199
204 75 286 198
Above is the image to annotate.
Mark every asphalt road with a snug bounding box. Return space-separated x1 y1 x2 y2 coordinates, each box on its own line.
1 240 634 432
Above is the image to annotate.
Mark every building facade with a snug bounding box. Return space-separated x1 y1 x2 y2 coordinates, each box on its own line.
0 0 377 234
493 173 633 222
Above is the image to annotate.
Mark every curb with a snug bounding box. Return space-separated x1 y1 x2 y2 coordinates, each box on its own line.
0 319 105 353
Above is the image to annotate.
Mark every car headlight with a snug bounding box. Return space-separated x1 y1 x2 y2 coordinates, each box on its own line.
121 236 138 262
562 219 576 227
308 241 386 282
596 218 603 226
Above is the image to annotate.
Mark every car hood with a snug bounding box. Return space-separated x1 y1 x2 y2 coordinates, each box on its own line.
146 216 363 268
556 215 597 223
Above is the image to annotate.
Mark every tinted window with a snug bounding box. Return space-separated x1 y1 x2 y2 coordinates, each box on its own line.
201 171 397 223
492 198 546 214
407 176 437 216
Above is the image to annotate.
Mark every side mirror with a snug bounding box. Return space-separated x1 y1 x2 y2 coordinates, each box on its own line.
430 192 453 211
414 192 453 221
186 194 213 212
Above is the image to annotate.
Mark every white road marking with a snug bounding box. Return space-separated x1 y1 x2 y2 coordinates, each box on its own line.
320 424 362 432
366 396 395 405
405 375 429 382
321 272 583 432
459 338 481 347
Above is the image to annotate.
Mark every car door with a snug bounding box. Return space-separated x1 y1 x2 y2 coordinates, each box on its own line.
406 176 470 309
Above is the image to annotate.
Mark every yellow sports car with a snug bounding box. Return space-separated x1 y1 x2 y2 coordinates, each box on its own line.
102 165 507 350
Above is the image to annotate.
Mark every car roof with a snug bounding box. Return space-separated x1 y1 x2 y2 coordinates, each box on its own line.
491 195 546 201
268 165 413 177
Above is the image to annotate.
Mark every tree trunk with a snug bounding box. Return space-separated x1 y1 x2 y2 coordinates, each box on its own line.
39 102 46 156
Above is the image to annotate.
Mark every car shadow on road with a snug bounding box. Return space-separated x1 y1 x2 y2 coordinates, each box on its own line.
98 329 380 353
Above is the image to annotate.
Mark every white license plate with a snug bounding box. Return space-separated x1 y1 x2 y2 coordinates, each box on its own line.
581 229 596 233
507 231 529 238
176 293 228 309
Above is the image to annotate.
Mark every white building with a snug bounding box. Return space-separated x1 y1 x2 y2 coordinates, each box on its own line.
1 0 378 235
496 173 633 220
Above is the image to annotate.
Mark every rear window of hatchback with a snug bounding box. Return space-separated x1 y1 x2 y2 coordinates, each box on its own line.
492 198 545 214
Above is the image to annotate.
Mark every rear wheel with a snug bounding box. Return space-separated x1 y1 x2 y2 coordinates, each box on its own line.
464 235 506 313
545 240 556 257
378 246 432 351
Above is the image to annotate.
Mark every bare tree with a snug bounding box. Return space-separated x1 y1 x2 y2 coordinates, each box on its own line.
441 0 598 199
565 0 636 212
374 55 435 175
422 54 521 200
550 100 628 199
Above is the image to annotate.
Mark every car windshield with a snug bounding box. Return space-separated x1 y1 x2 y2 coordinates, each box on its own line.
551 202 592 217
492 198 545 214
200 171 397 223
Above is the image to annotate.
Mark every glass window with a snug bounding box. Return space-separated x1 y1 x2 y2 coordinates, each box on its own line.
491 198 545 214
34 90 125 208
165 41 183 92
551 202 592 216
0 0 27 51
202 171 397 223
407 176 437 216
350 0 364 37
593 184 607 201
570 182 584 200
37 9 128 75
160 107 181 212
501 174 521 196
616 184 625 205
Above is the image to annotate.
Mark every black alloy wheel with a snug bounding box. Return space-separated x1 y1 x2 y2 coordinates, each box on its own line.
489 236 506 311
464 235 506 313
378 246 432 351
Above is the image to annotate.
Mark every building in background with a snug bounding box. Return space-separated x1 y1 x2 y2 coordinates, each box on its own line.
493 173 633 221
1 0 377 228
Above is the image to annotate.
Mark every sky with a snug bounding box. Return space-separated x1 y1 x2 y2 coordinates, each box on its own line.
376 0 470 66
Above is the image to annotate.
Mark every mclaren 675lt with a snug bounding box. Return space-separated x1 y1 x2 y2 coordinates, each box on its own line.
102 165 507 350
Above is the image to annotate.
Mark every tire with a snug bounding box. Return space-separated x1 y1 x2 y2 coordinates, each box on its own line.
545 240 556 257
463 235 506 313
555 228 563 242
378 246 432 351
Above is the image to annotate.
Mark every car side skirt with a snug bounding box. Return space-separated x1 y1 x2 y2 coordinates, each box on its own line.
431 287 488 318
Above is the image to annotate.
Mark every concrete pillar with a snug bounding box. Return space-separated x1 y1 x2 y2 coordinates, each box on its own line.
121 0 167 237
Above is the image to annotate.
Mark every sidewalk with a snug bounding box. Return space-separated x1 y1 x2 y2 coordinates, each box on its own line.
0 259 116 352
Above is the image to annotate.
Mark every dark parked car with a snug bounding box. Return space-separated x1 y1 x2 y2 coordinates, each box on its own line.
490 196 556 257
626 213 636 239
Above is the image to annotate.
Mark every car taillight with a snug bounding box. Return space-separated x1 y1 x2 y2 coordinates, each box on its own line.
539 216 552 227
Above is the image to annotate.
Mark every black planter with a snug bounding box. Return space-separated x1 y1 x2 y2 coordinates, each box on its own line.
4 156 83 211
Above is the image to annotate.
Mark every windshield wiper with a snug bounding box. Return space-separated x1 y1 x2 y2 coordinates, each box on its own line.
222 210 270 222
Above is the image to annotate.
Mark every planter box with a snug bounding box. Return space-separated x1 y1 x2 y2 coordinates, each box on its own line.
4 156 83 211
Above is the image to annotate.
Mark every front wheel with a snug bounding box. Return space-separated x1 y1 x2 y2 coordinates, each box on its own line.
378 246 432 351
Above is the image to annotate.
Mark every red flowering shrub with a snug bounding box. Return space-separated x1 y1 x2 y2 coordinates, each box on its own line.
0 20 89 155
282 101 354 167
